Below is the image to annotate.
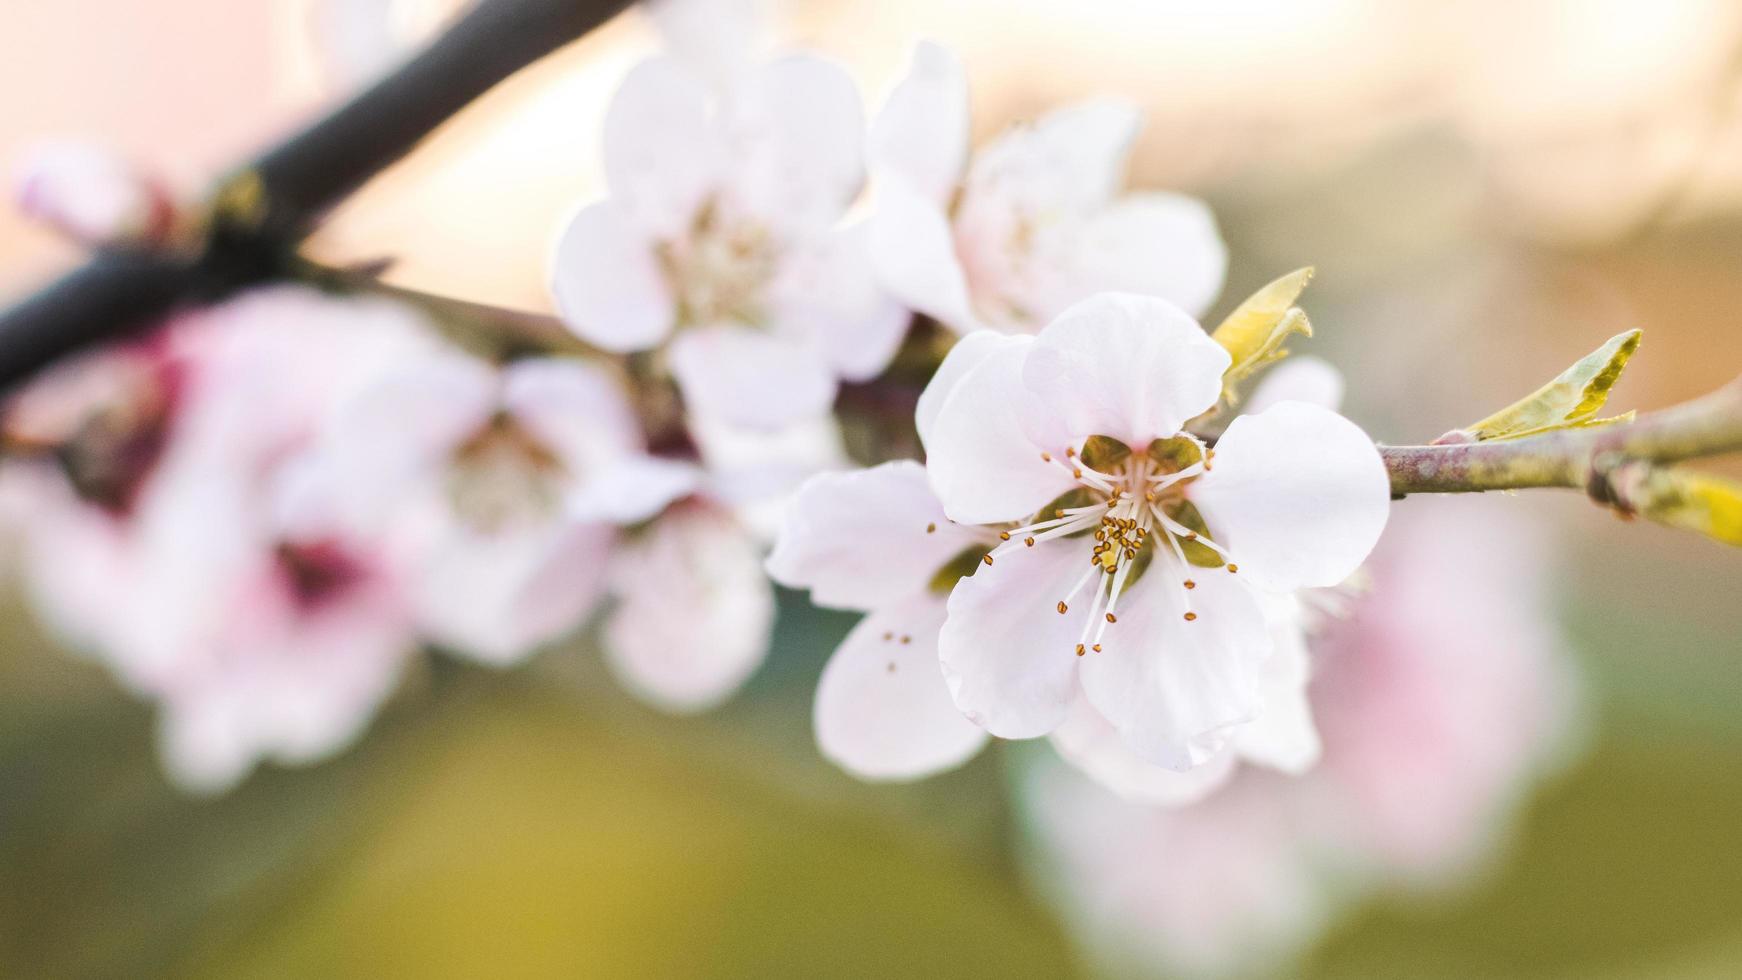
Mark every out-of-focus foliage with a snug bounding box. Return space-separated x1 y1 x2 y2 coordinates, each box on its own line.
1456 329 1642 442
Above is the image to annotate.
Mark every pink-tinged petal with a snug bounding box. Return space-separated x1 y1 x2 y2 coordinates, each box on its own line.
326 348 498 529
1077 568 1272 770
1191 401 1390 593
1049 695 1239 806
868 40 970 205
551 201 675 353
406 512 612 666
1233 600 1321 774
726 53 865 232
1020 293 1229 450
937 541 1089 738
766 461 982 611
968 99 1140 214
1072 192 1227 319
914 330 1015 451
814 593 988 780
667 325 837 429
771 222 910 382
602 55 723 236
923 334 1073 525
14 140 172 246
603 505 774 711
501 357 643 466
868 172 977 332
568 454 701 526
1244 355 1345 414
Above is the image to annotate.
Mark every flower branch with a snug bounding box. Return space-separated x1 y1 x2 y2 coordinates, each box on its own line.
0 0 632 391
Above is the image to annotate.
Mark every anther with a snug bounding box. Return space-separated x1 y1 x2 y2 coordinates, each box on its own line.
1057 601 1069 614
1226 563 1238 573
1105 612 1117 624
926 522 936 534
1075 643 1085 656
1065 447 1076 458
1183 611 1198 622
1092 644 1102 653
999 531 1011 541
1072 468 1083 478
1040 452 1052 462
1025 537 1035 547
882 632 893 641
900 635 911 644
1184 579 1196 590
981 554 994 566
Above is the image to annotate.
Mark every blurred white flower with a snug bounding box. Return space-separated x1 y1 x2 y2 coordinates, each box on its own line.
552 51 908 429
326 346 698 666
867 42 1227 335
1018 493 1583 979
923 294 1388 769
13 140 174 248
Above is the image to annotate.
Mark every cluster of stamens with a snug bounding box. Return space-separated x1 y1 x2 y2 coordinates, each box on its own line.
967 436 1242 658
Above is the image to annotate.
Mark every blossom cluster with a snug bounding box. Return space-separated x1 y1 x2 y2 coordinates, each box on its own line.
2 10 1582 968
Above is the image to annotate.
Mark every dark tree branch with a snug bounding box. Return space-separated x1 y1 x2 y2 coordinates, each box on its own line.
0 0 634 390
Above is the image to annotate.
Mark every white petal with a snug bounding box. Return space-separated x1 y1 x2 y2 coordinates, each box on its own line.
923 334 1073 525
937 541 1089 738
1233 602 1321 774
604 506 774 712
1243 355 1345 414
667 325 837 429
1076 567 1272 769
643 0 764 87
1072 192 1227 319
914 330 1014 451
1191 401 1390 593
1020 293 1228 450
568 455 701 526
602 56 723 236
765 460 983 611
867 40 970 205
814 594 988 780
968 99 1139 214
551 201 675 352
725 54 864 232
1049 695 1239 806
770 221 910 382
407 513 613 666
868 172 977 332
325 349 498 530
501 357 643 467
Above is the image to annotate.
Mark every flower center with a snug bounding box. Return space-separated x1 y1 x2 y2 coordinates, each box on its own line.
657 196 780 329
446 411 567 533
275 538 370 613
980 434 1240 656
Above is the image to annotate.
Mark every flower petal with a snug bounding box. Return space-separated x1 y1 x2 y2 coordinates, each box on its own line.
814 593 988 780
725 53 865 233
551 201 674 353
1020 293 1229 451
1049 695 1239 806
1232 602 1321 774
766 460 983 611
602 55 722 236
968 99 1139 214
770 221 911 382
1191 401 1390 593
501 357 643 466
937 541 1090 738
1076 567 1272 769
868 171 977 332
867 40 970 205
568 455 701 526
667 325 838 429
914 329 1013 451
1243 355 1345 414
924 333 1074 524
603 505 774 712
1072 191 1227 319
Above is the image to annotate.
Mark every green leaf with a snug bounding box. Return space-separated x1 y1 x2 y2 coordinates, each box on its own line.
1614 465 1742 548
1459 329 1642 442
1210 267 1315 406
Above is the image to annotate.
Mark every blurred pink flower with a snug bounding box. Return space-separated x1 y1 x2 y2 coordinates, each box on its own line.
1018 492 1583 978
13 140 175 247
551 51 907 429
867 42 1227 335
